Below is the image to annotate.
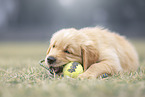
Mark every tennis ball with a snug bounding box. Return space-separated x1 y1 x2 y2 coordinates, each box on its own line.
63 62 83 78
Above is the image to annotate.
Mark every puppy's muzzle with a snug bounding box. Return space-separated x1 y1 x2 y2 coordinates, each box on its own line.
47 56 56 64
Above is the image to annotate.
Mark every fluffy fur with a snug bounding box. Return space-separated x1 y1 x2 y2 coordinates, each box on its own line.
45 27 139 79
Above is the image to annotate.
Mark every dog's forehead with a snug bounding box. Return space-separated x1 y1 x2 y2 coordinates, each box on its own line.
54 29 77 38
50 29 79 48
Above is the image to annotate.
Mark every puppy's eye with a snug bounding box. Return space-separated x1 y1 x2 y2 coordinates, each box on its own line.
64 50 70 54
53 45 55 48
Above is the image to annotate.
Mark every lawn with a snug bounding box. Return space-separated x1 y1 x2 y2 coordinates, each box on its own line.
0 40 145 97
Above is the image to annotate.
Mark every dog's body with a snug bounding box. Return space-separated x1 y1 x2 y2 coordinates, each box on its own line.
45 27 139 79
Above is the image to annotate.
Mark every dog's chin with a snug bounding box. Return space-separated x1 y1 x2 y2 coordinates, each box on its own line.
49 63 67 75
50 66 64 75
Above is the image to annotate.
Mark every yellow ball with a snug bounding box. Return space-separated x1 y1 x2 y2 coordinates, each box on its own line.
63 62 84 78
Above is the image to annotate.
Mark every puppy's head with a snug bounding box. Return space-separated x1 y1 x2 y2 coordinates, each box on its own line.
45 28 98 75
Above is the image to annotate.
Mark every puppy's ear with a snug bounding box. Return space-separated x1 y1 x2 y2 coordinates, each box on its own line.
81 42 99 71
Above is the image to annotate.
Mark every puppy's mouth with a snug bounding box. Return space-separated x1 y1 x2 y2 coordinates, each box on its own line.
50 66 64 75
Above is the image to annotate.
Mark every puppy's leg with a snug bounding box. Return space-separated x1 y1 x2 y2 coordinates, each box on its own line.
78 52 123 79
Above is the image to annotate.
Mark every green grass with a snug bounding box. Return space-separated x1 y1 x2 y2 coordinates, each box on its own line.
0 40 145 97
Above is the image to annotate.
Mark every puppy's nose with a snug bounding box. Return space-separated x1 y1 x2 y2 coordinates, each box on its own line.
47 56 56 64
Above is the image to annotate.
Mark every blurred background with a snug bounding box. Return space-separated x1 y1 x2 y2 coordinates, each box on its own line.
0 0 145 41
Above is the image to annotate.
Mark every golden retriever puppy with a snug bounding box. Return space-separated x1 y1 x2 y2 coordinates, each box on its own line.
45 27 139 79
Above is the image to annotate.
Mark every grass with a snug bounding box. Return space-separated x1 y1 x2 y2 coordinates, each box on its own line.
0 40 145 97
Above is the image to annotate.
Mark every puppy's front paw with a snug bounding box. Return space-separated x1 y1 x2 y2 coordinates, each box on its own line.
78 73 96 79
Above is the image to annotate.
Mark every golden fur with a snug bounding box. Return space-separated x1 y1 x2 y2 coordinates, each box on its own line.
45 27 139 79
